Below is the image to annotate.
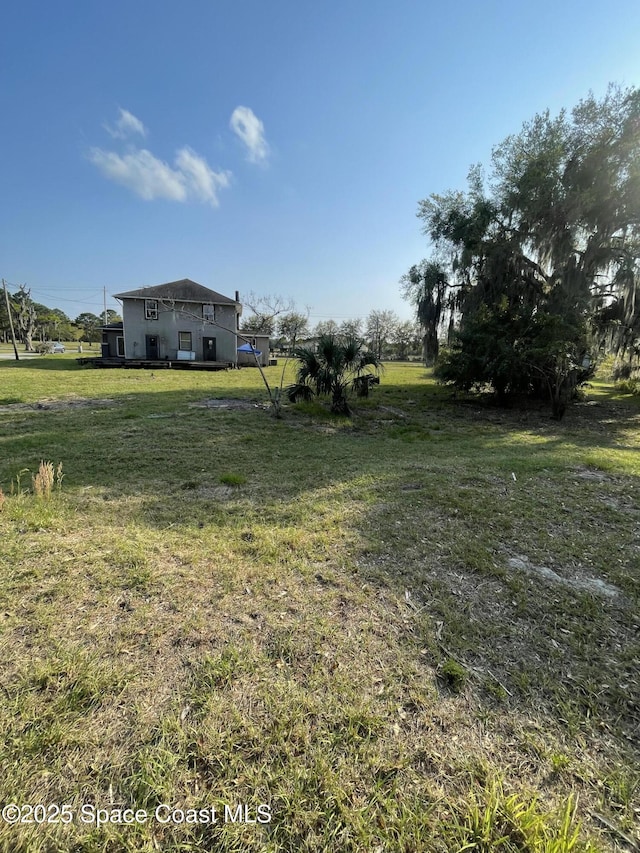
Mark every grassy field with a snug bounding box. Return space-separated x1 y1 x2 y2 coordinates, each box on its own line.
0 355 638 852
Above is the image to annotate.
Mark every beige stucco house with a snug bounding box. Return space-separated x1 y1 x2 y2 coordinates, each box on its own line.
109 279 242 364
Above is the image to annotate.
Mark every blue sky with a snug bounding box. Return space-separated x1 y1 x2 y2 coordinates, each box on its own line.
2 1 639 326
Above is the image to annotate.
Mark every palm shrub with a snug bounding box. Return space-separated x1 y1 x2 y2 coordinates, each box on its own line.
287 334 381 415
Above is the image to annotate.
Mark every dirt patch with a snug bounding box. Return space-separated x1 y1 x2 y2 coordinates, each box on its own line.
573 465 611 482
507 555 621 599
378 405 409 419
0 397 116 413
179 484 234 500
189 398 265 410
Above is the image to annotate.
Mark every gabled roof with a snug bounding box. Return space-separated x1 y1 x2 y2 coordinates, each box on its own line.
114 279 238 305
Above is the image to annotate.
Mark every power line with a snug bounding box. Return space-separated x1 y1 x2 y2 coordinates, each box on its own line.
32 293 107 308
0 278 118 310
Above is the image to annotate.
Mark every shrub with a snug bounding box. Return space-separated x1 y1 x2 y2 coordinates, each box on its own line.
434 304 593 418
219 472 247 487
615 378 640 395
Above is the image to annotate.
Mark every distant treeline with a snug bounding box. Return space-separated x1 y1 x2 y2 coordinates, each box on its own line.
0 285 120 351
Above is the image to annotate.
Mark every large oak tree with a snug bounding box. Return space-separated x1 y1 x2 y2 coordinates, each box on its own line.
404 84 640 416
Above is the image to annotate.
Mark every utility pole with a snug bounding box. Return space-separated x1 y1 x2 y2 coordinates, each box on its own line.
103 286 108 326
2 279 20 361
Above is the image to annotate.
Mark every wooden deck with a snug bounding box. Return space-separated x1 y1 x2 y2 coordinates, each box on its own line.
76 357 234 371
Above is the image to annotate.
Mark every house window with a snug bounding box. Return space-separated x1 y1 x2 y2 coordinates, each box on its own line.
178 331 192 351
116 336 125 357
145 299 158 320
203 304 215 322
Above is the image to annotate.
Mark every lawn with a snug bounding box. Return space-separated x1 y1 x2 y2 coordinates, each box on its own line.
0 357 638 852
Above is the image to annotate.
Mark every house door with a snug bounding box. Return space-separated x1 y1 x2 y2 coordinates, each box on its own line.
203 337 217 361
145 335 159 359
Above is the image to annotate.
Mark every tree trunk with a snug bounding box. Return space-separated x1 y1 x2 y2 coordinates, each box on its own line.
447 315 455 345
423 329 439 366
331 386 351 416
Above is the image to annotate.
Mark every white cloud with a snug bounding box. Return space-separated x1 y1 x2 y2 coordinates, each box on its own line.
89 148 186 201
89 146 230 207
105 108 147 140
175 147 231 205
90 109 232 206
230 106 269 164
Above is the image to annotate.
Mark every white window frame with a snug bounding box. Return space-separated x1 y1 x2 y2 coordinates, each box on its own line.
116 336 125 357
203 303 215 322
178 331 192 351
145 299 158 320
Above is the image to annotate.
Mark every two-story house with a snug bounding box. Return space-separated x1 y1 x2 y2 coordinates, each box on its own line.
106 279 242 364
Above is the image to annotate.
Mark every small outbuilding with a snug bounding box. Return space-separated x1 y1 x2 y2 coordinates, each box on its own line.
100 322 125 359
237 332 270 367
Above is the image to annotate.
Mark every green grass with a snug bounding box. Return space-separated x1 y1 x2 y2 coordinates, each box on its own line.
219 471 248 487
0 359 638 851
